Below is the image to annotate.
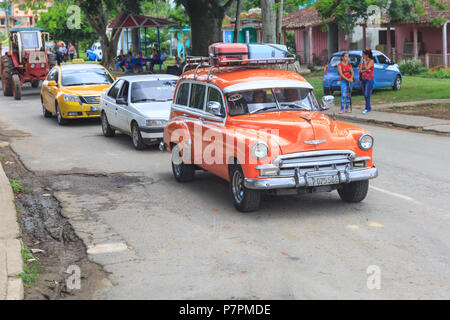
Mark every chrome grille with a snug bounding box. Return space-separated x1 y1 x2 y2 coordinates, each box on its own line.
81 96 101 104
275 150 355 177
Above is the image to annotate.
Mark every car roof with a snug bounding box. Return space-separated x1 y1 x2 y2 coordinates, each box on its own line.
180 68 311 92
60 64 107 71
331 50 383 57
117 74 179 82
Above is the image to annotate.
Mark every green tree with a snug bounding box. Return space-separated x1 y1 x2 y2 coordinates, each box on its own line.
36 0 97 57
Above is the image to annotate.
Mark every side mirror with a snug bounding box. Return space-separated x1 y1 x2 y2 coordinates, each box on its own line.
321 95 335 110
206 101 224 117
116 97 127 105
47 80 57 87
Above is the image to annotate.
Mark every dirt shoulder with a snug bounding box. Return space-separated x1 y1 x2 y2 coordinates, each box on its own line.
383 104 450 120
0 143 110 300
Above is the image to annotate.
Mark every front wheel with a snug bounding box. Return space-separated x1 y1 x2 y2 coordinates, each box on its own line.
229 164 261 212
56 103 68 125
338 180 369 203
31 80 40 88
131 122 146 150
171 143 195 182
12 74 21 100
101 112 115 137
392 75 401 91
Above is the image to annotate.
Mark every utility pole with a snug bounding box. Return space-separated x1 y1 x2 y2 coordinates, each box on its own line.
234 0 242 43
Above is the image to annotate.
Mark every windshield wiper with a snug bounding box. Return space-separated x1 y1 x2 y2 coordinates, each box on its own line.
280 103 310 111
250 106 279 114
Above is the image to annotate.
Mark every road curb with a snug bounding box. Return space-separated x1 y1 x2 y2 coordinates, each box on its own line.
0 159 24 300
329 113 450 134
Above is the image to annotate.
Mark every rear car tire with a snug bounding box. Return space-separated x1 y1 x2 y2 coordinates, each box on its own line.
171 143 195 182
41 96 52 118
101 112 115 137
392 75 401 91
338 180 369 203
131 122 146 150
55 103 68 125
12 74 21 100
1 55 14 96
229 164 261 212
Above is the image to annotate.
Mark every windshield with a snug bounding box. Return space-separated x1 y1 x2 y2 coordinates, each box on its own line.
61 68 113 86
21 32 39 49
329 55 361 68
227 88 320 116
131 80 177 103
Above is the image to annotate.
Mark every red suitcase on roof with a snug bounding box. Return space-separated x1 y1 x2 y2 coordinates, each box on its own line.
208 43 249 66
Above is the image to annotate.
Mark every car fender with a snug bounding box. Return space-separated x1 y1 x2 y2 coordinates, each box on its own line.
164 119 191 153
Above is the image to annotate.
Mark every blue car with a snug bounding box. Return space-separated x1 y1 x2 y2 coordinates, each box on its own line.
86 42 102 61
322 50 402 95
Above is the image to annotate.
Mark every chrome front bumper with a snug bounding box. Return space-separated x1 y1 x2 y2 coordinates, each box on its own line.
244 167 378 190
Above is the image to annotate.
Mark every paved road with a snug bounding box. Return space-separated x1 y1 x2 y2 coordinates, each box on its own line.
0 85 449 299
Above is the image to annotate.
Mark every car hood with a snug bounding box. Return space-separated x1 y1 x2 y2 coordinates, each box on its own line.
132 101 172 120
61 84 111 96
227 111 366 154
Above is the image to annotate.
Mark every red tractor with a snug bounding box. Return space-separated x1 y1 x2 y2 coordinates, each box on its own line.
1 27 56 100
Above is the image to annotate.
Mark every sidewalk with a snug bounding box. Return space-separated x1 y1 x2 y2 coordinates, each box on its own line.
0 142 24 300
325 99 450 134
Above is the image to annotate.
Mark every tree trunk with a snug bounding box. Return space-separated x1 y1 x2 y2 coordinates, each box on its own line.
234 0 242 43
276 0 283 44
100 29 121 70
182 0 234 56
261 0 276 43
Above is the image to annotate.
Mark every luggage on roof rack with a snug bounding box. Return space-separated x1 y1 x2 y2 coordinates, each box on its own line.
208 43 249 66
247 43 288 63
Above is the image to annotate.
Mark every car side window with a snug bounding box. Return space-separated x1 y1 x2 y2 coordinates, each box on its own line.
54 70 59 84
189 84 206 110
118 81 129 100
47 69 55 81
206 87 225 115
176 82 190 106
108 80 123 99
376 54 389 65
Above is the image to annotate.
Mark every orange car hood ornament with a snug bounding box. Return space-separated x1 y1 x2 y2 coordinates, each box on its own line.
304 140 327 145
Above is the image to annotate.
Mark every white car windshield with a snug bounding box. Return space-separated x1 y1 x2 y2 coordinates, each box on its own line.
131 80 177 103
227 88 320 116
62 68 113 86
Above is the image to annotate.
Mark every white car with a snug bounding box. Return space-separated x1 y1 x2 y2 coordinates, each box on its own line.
99 74 178 150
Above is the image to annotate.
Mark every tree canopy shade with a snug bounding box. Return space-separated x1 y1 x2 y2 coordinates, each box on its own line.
175 0 235 55
36 0 97 57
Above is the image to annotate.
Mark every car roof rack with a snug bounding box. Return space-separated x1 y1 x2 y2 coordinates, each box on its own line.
183 55 299 82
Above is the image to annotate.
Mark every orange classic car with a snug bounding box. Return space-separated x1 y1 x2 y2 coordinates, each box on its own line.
163 57 378 212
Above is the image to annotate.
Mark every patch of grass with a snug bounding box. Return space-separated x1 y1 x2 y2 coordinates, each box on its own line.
306 75 450 106
18 248 40 288
9 179 25 193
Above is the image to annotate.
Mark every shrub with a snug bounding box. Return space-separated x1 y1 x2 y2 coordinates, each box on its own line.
419 69 450 79
399 60 428 75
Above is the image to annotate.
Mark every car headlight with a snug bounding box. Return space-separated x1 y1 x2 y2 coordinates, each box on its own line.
358 134 374 150
146 119 168 127
64 94 81 104
252 142 269 160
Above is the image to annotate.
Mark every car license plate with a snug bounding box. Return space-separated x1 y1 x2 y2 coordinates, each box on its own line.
307 175 339 187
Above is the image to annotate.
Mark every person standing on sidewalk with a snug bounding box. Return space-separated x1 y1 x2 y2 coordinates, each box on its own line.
359 49 375 114
337 52 354 114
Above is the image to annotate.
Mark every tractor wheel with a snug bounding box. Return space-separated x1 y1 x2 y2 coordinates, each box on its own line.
32 80 40 88
1 55 14 97
48 54 56 69
12 74 22 100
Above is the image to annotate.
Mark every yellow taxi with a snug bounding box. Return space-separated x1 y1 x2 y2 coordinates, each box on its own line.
41 62 114 125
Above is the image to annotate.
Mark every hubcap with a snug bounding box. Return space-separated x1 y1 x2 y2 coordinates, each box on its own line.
102 114 108 132
396 78 401 88
132 126 139 146
172 145 183 176
232 170 244 204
